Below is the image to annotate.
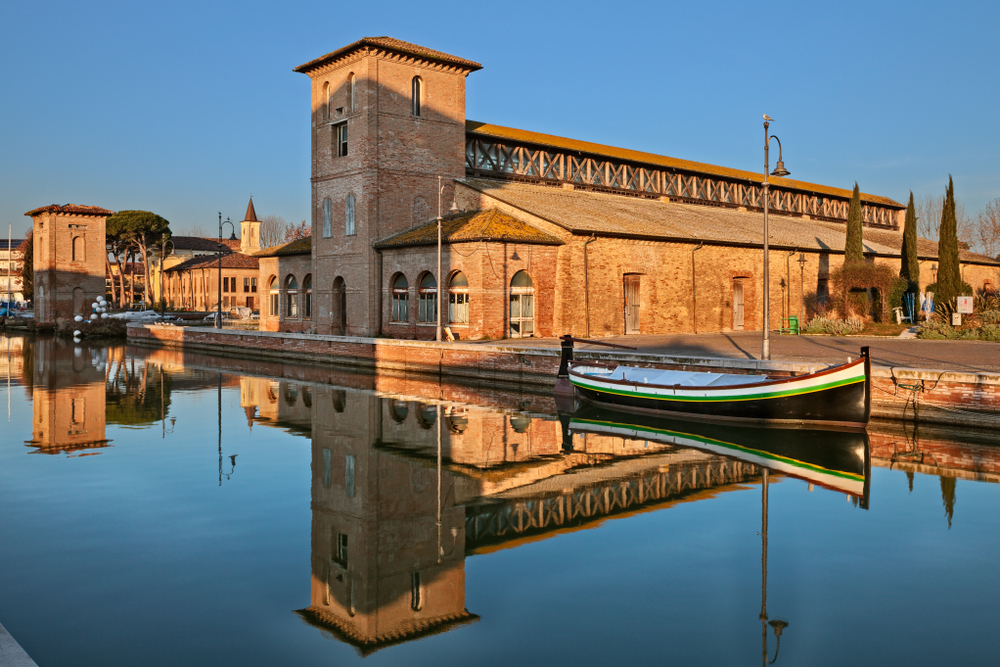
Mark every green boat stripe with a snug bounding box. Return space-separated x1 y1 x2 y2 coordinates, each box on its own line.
570 373 864 403
572 418 864 482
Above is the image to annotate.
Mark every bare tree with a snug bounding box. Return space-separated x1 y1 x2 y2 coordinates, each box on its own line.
260 215 289 248
176 223 208 237
975 197 1000 259
915 192 972 244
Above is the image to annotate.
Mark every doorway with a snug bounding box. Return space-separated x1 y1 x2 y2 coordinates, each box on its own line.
332 277 346 335
624 274 641 334
733 279 745 330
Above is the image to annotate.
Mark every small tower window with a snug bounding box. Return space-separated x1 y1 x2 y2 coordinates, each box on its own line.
322 197 332 238
411 76 422 116
303 274 312 320
345 194 355 236
323 81 331 120
336 123 348 157
348 72 356 112
72 236 85 262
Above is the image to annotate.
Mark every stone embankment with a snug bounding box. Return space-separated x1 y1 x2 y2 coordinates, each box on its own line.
128 324 1000 428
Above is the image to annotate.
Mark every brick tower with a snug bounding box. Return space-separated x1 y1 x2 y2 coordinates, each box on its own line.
26 204 112 327
294 37 482 335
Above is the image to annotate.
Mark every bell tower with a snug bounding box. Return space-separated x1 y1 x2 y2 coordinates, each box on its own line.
241 196 261 254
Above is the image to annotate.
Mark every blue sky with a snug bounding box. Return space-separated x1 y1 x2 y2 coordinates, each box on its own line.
2 0 998 238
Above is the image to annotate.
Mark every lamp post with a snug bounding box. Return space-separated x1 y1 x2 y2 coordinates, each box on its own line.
797 253 807 324
158 235 174 321
761 116 790 360
435 177 459 343
217 213 236 329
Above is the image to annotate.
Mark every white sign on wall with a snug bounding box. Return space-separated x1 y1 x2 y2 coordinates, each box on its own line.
956 296 973 314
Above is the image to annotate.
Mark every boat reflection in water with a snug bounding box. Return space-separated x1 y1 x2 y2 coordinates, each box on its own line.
568 404 870 508
569 403 871 664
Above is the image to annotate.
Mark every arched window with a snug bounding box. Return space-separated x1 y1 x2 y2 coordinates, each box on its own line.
72 236 85 262
417 403 436 429
332 277 346 335
345 194 355 236
322 197 332 238
268 277 279 317
391 273 409 322
322 81 331 119
448 271 469 324
509 271 535 338
348 72 356 112
303 274 312 320
411 76 422 116
418 272 437 323
285 274 298 319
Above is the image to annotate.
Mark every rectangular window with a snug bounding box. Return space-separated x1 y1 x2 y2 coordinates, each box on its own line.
322 448 331 487
449 292 469 323
270 293 279 317
392 292 408 322
251 277 257 292
418 292 437 323
222 277 229 293
334 533 348 567
336 123 348 157
244 277 250 293
345 454 355 497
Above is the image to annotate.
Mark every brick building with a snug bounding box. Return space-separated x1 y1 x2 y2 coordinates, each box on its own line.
1 239 25 304
161 199 261 312
265 36 1000 339
26 204 113 327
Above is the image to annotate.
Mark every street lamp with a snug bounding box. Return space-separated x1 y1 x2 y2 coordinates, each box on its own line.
435 177 459 342
158 235 174 321
761 116 790 361
217 213 236 329
797 252 807 324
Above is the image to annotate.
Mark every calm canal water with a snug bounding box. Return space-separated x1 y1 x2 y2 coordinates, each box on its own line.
1 335 999 666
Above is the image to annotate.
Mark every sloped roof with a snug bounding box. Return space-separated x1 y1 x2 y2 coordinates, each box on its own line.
25 204 114 217
243 197 258 223
375 209 564 248
164 252 259 273
256 236 312 257
171 236 237 253
820 223 1000 266
466 121 903 209
0 240 22 250
462 178 908 255
296 607 478 657
295 37 482 74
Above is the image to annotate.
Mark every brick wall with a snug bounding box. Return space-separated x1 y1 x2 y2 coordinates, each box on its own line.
30 209 108 327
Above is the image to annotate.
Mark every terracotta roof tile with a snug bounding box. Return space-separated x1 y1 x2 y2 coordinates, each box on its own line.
466 121 903 209
25 204 114 217
463 178 908 255
164 252 259 273
375 209 564 248
256 236 312 257
295 37 482 74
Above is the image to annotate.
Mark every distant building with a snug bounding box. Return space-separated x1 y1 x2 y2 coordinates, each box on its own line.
160 199 261 312
0 239 25 303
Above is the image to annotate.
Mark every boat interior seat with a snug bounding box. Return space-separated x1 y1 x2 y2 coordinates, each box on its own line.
610 367 769 387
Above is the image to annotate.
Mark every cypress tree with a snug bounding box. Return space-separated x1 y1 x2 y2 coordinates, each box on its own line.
900 192 920 293
844 183 865 265
936 176 961 313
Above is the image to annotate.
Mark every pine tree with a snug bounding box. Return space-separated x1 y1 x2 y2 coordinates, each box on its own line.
844 183 864 265
900 192 920 293
936 176 961 313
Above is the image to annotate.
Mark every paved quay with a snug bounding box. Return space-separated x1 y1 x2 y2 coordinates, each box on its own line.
482 331 1000 373
0 622 38 667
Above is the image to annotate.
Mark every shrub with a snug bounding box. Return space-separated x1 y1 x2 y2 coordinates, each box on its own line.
802 316 866 335
829 262 898 321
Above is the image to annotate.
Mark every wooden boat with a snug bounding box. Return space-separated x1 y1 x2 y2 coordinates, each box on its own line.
557 337 871 429
568 403 870 506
